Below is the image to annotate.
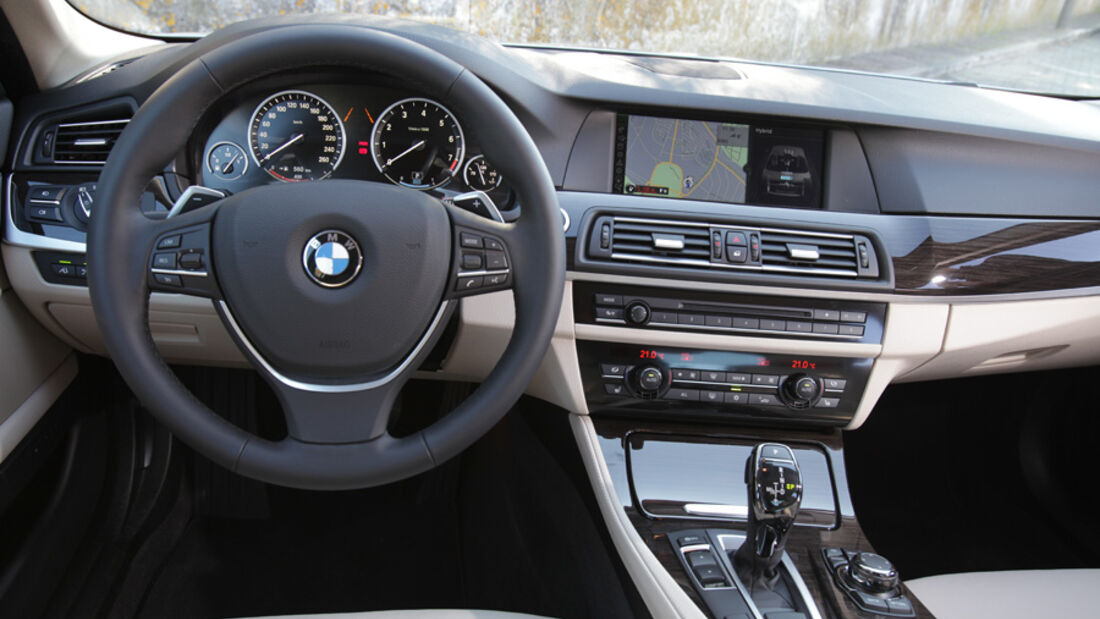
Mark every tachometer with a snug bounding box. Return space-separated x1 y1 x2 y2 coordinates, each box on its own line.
370 98 464 190
249 90 345 182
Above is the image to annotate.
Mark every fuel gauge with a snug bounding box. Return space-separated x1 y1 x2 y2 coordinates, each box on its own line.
463 155 502 192
206 141 249 182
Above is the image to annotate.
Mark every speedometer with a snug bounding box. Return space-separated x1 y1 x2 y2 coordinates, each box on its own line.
249 90 345 182
370 98 465 190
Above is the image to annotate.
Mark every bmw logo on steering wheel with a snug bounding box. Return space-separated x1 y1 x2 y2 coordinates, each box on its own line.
302 230 364 288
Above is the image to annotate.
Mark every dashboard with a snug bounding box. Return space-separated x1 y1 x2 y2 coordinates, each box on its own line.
3 16 1100 433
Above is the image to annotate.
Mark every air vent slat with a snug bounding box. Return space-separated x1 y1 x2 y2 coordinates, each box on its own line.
53 119 129 165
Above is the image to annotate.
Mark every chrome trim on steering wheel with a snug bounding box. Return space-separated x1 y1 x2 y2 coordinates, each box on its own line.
216 298 451 393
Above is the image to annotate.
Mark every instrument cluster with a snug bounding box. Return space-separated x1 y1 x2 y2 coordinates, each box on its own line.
197 83 514 208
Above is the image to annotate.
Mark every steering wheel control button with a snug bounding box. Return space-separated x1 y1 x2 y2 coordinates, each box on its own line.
484 272 508 286
157 235 182 249
301 230 364 288
461 253 484 270
179 250 205 270
483 237 505 251
153 273 183 287
153 253 177 269
460 233 482 248
485 251 508 269
456 276 483 291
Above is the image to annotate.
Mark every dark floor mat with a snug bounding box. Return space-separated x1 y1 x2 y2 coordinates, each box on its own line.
136 476 464 618
843 368 1100 581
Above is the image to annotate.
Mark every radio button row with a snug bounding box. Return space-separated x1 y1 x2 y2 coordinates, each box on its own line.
839 325 865 336
595 293 622 306
733 317 759 329
651 311 678 324
705 315 732 328
813 309 841 321
786 321 812 333
840 311 867 323
596 307 624 320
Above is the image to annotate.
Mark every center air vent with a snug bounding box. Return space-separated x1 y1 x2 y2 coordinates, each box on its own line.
586 214 880 280
53 119 129 165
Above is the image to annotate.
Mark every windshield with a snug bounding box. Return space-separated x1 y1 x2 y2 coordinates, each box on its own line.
72 1 1100 98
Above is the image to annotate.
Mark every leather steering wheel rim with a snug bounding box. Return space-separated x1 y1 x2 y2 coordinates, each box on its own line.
87 24 565 490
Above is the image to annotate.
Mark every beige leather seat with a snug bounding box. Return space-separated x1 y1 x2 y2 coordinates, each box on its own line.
907 569 1100 619
240 611 553 619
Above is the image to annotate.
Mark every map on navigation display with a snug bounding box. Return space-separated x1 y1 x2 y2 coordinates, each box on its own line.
621 115 749 203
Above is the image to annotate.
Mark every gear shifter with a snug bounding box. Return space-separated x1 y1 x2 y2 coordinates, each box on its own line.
734 443 803 589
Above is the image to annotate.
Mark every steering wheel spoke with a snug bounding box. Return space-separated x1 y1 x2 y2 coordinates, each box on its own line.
445 203 517 299
145 204 222 298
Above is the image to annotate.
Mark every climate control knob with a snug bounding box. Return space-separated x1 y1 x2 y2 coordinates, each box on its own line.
780 374 822 409
634 366 665 395
625 302 650 325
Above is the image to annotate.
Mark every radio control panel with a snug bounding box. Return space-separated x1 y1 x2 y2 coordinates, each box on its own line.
578 341 873 426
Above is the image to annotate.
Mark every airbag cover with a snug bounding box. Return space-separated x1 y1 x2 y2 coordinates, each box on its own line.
212 180 450 381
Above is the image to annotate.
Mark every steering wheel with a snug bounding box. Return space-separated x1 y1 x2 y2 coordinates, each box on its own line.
87 25 565 490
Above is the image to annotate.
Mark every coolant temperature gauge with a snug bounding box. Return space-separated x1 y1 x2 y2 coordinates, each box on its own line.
206 141 249 181
463 155 502 191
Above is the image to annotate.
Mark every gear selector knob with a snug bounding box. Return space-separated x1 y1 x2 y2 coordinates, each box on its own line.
735 443 803 587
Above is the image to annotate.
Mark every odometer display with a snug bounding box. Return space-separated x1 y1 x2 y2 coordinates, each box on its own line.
370 98 465 189
249 90 345 182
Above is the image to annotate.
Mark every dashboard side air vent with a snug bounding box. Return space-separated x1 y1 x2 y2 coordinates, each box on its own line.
586 214 880 280
52 119 130 165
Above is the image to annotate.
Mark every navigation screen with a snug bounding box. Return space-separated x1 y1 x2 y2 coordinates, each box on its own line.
614 114 824 208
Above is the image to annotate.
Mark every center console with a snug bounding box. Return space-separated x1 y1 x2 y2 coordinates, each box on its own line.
574 282 886 427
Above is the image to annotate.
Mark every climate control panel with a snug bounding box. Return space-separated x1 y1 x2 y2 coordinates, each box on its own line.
579 341 873 426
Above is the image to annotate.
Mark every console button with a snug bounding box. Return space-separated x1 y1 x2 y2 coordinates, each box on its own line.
667 389 699 401
750 393 779 406
749 233 761 261
596 307 624 320
27 186 65 202
595 294 622 306
813 309 840 321
839 325 865 336
824 378 847 391
760 319 785 331
650 311 677 324
678 313 704 326
26 204 63 222
711 231 722 258
752 374 779 386
733 317 759 329
702 371 724 382
686 550 718 569
815 397 840 409
705 315 732 328
604 383 626 395
672 369 700 381
701 390 722 403
813 322 840 335
886 597 914 614
726 373 751 384
725 230 747 246
856 592 890 612
51 263 75 277
724 392 748 404
601 364 627 377
626 303 650 325
841 311 867 323
678 535 707 546
692 565 726 586
637 367 664 392
153 253 177 269
786 321 812 333
726 246 747 263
